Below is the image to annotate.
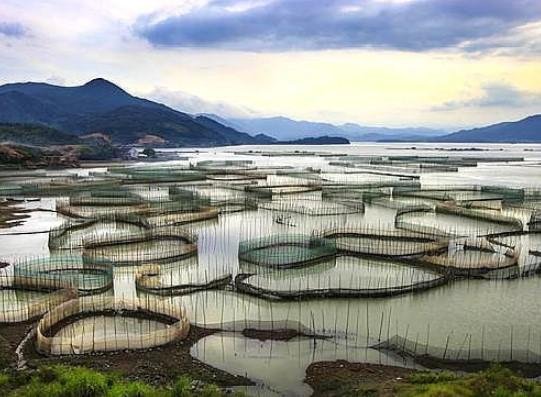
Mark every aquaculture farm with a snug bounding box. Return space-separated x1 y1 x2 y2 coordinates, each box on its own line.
1 143 541 396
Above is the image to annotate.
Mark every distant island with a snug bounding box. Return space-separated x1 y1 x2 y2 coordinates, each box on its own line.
274 136 349 145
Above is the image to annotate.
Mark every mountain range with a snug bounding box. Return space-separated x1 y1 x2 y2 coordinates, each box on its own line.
203 114 444 142
0 77 539 145
0 78 271 146
434 115 541 143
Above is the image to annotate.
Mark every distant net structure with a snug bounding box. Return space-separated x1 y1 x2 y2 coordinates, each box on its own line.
108 165 205 183
256 198 364 216
192 160 255 173
375 334 541 365
530 210 541 231
328 155 524 177
246 184 322 197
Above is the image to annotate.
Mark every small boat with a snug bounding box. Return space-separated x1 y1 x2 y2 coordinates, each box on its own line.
273 214 296 227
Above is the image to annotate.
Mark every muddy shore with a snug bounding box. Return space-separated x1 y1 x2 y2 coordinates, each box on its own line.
0 321 252 387
305 360 413 397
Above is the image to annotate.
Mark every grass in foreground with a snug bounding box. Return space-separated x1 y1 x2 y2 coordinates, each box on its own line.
0 363 539 396
399 365 541 397
309 364 541 397
0 365 246 397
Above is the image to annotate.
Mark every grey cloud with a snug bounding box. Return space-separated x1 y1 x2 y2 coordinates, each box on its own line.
134 0 541 51
433 83 541 111
0 22 26 38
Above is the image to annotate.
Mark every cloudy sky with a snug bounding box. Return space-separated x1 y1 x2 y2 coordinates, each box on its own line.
1 0 540 130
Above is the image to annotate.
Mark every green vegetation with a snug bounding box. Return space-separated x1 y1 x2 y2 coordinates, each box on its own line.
399 366 541 397
0 365 246 397
309 365 541 397
142 147 157 158
0 123 81 145
0 125 117 166
78 141 117 161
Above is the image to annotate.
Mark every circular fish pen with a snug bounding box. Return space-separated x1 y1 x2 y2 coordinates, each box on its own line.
13 255 113 294
49 216 150 251
235 255 446 300
256 198 364 216
109 166 205 184
321 228 448 258
245 184 321 198
135 257 233 295
83 228 198 266
420 237 520 277
146 206 220 227
238 234 337 269
36 296 190 355
394 204 522 237
56 198 148 219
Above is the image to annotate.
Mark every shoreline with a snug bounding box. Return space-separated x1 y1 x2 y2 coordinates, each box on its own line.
0 321 252 387
2 319 541 394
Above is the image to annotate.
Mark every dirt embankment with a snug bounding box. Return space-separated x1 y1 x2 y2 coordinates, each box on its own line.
0 144 80 168
0 200 31 228
0 322 251 388
305 360 414 397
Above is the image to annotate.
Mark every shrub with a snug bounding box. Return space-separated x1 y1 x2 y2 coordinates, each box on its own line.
59 366 108 397
106 381 158 397
408 371 458 384
411 383 474 397
200 384 221 397
171 376 193 397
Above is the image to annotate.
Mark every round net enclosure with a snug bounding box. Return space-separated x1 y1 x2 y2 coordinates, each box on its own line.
245 184 321 198
421 238 520 277
135 256 232 295
238 234 337 268
13 255 113 294
256 198 364 216
236 255 446 300
36 296 190 355
394 204 522 237
67 189 145 207
108 165 205 183
321 228 448 258
49 216 150 251
82 227 198 266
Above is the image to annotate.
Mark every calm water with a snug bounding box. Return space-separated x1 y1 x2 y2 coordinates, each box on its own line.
1 142 541 396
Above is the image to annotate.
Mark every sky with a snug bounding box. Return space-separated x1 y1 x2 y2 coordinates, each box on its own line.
1 0 540 130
